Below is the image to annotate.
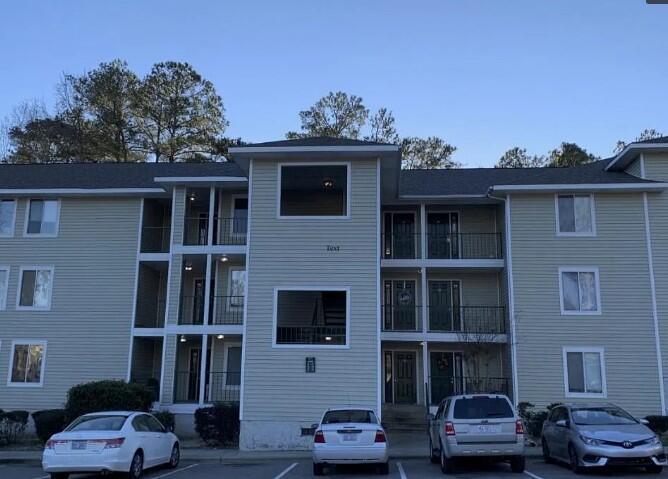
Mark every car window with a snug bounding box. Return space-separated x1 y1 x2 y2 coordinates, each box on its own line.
132 415 152 432
146 415 165 433
571 407 637 426
66 415 127 432
453 397 514 419
322 410 377 424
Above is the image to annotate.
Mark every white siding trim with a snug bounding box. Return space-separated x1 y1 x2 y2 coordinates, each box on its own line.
229 145 399 154
491 183 668 192
554 193 597 237
0 188 165 195
562 346 607 398
23 198 61 238
0 265 9 310
6 340 47 387
504 195 519 406
376 158 382 419
126 198 144 382
0 199 17 237
239 159 253 421
557 267 602 316
154 176 246 183
15 265 55 311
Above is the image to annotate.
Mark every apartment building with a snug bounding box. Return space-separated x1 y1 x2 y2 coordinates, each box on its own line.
0 136 667 449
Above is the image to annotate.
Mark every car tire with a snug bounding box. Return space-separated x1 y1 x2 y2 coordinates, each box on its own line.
378 461 389 475
313 462 325 476
568 444 583 474
128 451 144 479
510 456 526 473
429 436 439 464
51 474 69 479
541 438 553 464
440 442 455 474
646 465 663 474
168 443 180 468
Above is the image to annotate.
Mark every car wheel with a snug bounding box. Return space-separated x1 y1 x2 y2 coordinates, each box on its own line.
51 474 69 479
313 462 325 476
429 436 439 464
646 465 663 474
378 461 389 475
128 451 144 479
510 456 526 473
440 442 455 474
568 444 582 474
168 443 180 468
541 438 553 464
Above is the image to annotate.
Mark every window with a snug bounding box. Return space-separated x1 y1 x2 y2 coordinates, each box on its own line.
228 269 246 308
559 267 601 314
563 347 606 397
67 415 127 431
8 342 46 386
556 194 595 236
452 396 514 419
322 409 378 425
0 200 16 236
274 288 348 346
25 199 59 236
231 197 248 234
0 267 8 310
279 164 349 218
18 267 54 310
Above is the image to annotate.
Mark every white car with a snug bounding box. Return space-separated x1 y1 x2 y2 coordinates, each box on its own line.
42 411 180 479
312 407 389 476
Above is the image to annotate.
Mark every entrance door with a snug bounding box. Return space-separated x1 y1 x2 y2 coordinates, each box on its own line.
394 352 417 404
383 280 417 331
427 212 460 258
187 347 201 402
428 281 461 332
429 351 463 404
384 212 416 259
193 279 205 325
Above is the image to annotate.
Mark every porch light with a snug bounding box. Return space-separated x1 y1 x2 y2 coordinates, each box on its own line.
184 262 193 271
325 336 332 341
322 178 334 189
217 334 224 340
188 192 196 201
219 256 229 262
179 335 186 343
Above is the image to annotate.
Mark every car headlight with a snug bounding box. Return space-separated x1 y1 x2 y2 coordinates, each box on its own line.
649 436 661 446
580 435 602 446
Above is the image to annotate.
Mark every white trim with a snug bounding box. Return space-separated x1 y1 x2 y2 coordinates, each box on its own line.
641 154 667 414
0 265 9 310
376 159 382 419
16 265 55 311
154 176 246 183
491 183 668 193
23 198 61 238
239 160 253 421
227 267 246 309
554 193 596 237
198 334 207 405
229 145 399 154
7 340 47 387
276 161 352 220
558 267 602 315
0 188 165 195
562 346 607 398
400 194 488 199
272 286 351 349
505 195 519 407
0 199 17 237
605 143 668 171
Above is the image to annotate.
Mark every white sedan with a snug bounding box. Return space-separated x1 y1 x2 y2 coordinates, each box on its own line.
42 411 180 479
312 407 389 475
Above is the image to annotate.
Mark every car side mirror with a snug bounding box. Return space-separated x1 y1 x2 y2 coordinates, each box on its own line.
556 419 569 428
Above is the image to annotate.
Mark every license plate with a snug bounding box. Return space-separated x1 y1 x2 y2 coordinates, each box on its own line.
342 433 356 441
71 440 87 450
473 424 501 434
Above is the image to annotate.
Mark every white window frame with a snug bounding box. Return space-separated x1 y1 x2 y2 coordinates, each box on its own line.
227 267 246 309
272 286 351 349
276 162 352 220
555 194 596 237
23 199 61 238
558 267 601 315
7 340 47 387
562 346 607 398
0 266 9 310
0 199 17 237
16 265 55 311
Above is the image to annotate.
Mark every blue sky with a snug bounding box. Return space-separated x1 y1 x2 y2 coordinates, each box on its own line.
1 0 667 167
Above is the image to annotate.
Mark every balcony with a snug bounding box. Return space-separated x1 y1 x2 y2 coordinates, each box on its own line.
428 306 506 334
382 305 422 332
183 216 248 246
429 376 509 405
211 296 244 325
179 294 206 325
140 198 172 253
382 233 503 260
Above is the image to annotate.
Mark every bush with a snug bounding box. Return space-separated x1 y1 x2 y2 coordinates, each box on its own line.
0 410 29 445
194 403 240 447
517 402 560 440
32 409 68 443
153 411 175 432
645 416 668 435
65 380 154 422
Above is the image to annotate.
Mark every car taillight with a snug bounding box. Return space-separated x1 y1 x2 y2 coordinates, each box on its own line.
45 439 68 449
374 430 387 443
314 431 325 444
515 420 524 435
103 438 125 449
445 421 456 436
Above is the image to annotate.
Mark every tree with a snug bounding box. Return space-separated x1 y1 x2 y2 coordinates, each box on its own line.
495 147 545 168
615 128 664 153
401 136 459 169
133 61 228 162
8 117 84 163
364 107 399 143
286 91 368 140
547 142 598 167
0 99 48 162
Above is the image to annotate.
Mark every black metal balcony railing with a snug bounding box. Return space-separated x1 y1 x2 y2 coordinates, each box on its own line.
276 326 346 345
179 295 206 325
382 233 421 259
427 233 503 260
183 215 209 245
140 226 171 253
213 217 247 245
429 376 510 405
211 296 244 325
381 305 422 332
206 372 241 403
428 306 506 334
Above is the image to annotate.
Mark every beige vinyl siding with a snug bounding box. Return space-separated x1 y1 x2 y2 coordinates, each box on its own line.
510 193 661 416
625 159 643 178
0 197 140 411
243 158 379 423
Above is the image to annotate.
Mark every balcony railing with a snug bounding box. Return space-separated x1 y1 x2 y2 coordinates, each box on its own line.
382 233 421 259
213 217 247 245
179 295 206 325
276 326 346 345
382 305 422 332
428 306 506 334
140 225 171 253
206 372 241 403
211 296 244 325
427 233 502 259
429 376 509 405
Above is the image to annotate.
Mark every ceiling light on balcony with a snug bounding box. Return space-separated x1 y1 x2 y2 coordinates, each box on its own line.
188 193 196 201
219 255 229 262
325 336 332 341
217 334 224 340
184 262 193 271
180 335 187 343
322 178 334 189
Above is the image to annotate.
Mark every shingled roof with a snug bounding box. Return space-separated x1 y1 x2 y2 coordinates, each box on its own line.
241 136 397 148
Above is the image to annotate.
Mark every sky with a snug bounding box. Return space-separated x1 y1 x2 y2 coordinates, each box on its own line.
1 0 667 167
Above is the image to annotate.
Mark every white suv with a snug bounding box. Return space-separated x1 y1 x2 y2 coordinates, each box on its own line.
428 394 525 474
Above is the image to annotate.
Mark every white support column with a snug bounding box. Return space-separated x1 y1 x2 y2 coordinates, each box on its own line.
421 340 429 407
203 254 212 325
198 334 208 405
207 187 215 246
421 266 429 406
420 203 427 260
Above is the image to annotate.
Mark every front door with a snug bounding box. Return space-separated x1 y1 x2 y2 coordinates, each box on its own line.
429 352 463 404
384 213 415 259
394 351 417 404
427 212 460 258
383 280 417 331
187 347 201 401
428 281 461 332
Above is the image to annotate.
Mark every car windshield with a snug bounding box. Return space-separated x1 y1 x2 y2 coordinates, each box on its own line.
66 415 128 432
453 397 514 419
571 407 637 426
322 410 377 424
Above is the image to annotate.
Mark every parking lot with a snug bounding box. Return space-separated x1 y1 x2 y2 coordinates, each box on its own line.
2 457 668 479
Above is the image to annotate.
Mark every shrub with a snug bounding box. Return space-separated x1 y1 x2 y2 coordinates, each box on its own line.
65 380 154 422
194 403 240 447
32 409 68 443
645 416 668 435
0 410 29 445
153 411 176 432
517 402 560 439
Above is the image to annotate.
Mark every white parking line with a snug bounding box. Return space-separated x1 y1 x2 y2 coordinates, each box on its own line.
524 471 546 479
273 462 298 479
151 463 199 478
397 461 408 479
